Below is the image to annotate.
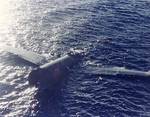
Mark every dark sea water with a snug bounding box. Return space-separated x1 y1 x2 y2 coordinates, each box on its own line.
0 0 150 116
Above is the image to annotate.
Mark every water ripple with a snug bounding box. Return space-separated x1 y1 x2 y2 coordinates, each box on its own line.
1 0 150 116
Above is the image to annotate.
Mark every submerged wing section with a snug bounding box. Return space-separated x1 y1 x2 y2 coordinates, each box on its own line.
5 46 46 66
85 66 150 77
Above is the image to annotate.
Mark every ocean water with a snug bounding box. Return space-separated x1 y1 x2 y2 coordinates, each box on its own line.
0 0 150 116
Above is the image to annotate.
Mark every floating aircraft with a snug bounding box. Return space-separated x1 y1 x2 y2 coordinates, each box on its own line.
4 46 84 89
4 46 150 89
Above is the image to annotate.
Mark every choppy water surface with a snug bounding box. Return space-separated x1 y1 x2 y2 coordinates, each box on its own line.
0 0 150 116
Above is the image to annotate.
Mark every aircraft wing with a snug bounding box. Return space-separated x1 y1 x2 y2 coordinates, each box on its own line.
5 46 46 66
85 66 150 77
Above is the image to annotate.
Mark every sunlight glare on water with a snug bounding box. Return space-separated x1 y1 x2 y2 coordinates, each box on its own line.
0 1 11 26
0 0 17 49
